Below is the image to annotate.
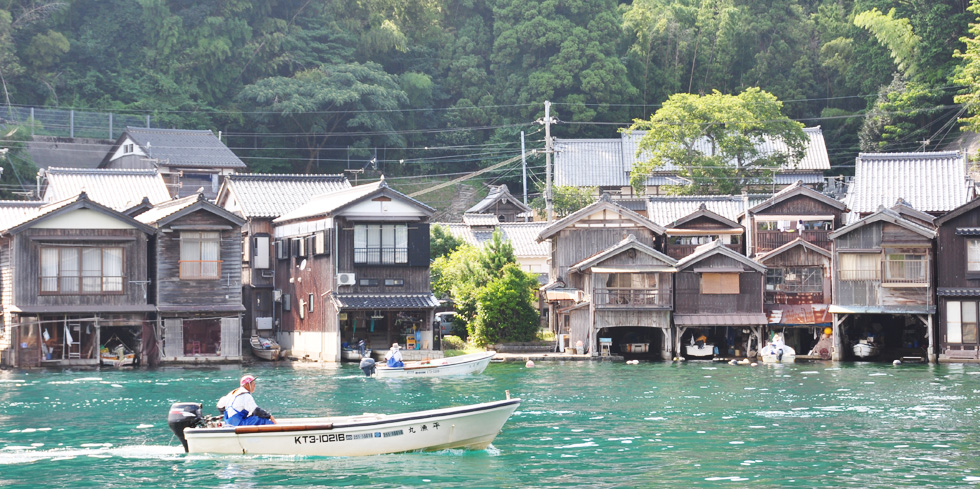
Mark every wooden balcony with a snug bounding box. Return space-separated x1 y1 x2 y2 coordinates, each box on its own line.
666 243 741 260
754 230 831 253
593 288 672 309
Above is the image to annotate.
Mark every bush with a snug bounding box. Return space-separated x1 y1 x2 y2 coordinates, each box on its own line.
470 264 540 347
441 335 466 350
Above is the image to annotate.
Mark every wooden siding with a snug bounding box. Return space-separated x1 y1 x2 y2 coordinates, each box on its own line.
755 194 845 226
833 221 934 308
937 210 980 288
242 219 275 288
595 309 669 329
154 210 242 309
675 255 763 315
335 218 431 293
13 228 149 309
552 227 659 287
277 253 331 334
761 245 832 305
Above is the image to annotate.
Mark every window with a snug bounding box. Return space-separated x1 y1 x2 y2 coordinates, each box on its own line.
359 278 379 287
253 236 270 269
883 253 927 282
947 301 979 344
766 267 823 293
385 278 404 286
308 293 314 313
40 246 123 294
354 224 408 264
839 253 880 281
968 239 980 272
180 231 221 279
701 273 739 294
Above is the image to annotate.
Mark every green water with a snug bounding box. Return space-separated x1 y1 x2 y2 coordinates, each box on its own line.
2 361 980 488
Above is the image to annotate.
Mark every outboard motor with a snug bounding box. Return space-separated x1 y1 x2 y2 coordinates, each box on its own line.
359 357 376 377
167 402 203 452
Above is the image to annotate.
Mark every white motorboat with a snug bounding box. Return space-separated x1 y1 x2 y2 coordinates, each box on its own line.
852 339 880 358
342 348 372 362
100 345 136 366
250 335 282 361
684 343 715 359
374 351 496 378
760 333 796 363
167 397 521 456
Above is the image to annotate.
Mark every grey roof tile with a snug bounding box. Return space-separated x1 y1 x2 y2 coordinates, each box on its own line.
274 178 433 223
846 151 971 215
331 293 439 309
119 127 246 169
222 173 351 219
439 222 551 258
466 184 532 214
646 194 770 226
43 167 172 211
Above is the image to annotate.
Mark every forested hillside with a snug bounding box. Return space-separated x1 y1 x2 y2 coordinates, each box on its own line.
0 0 974 197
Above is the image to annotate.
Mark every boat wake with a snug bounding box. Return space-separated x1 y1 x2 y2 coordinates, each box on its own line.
0 444 184 464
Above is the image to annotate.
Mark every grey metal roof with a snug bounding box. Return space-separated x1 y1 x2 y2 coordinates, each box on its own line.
27 136 114 170
465 184 532 214
135 191 244 227
113 127 246 169
273 178 434 224
846 151 971 215
331 293 439 310
440 222 550 258
220 173 351 219
556 127 829 188
43 167 173 211
646 194 770 226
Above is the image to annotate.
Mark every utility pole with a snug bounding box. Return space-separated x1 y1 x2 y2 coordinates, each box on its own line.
544 100 553 222
521 130 528 208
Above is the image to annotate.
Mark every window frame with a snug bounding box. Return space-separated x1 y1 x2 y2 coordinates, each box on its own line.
179 231 222 280
353 224 409 265
766 266 823 293
39 245 125 295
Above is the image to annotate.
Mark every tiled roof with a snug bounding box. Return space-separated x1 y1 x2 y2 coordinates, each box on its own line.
221 173 351 219
466 184 532 214
43 167 173 211
274 178 434 223
556 127 829 188
440 222 550 257
846 151 971 215
27 137 114 170
646 194 770 226
134 193 202 224
675 239 765 272
330 293 439 310
462 214 500 226
0 201 43 230
119 127 246 169
938 288 980 297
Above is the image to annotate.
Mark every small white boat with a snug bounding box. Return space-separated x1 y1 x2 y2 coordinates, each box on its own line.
342 348 373 362
852 339 879 358
760 333 796 363
684 343 715 359
250 335 282 361
100 346 136 367
374 351 496 378
167 397 521 456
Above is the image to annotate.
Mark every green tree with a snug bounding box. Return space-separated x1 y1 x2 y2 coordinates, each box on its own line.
430 223 463 260
430 244 486 329
479 228 515 276
531 184 596 219
471 264 540 347
854 7 921 77
628 88 806 195
955 0 980 134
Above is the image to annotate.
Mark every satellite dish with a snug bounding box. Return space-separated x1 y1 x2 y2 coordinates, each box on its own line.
299 259 307 271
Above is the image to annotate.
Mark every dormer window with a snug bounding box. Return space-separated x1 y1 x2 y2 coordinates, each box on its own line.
123 143 134 154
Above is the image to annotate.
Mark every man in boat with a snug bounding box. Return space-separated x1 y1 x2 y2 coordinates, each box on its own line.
218 375 277 426
385 343 404 367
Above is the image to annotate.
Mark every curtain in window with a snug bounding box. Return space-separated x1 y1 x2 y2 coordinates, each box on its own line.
395 225 408 263
60 248 79 293
969 240 980 271
81 248 101 292
201 232 220 278
40 248 58 292
354 226 367 263
948 301 962 344
963 301 978 344
839 253 879 280
103 248 123 291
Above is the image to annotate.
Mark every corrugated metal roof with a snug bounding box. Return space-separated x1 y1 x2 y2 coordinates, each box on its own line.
465 184 532 214
462 214 500 226
0 201 43 230
440 222 550 258
43 167 172 211
222 173 351 219
556 127 829 188
846 151 971 214
121 127 246 169
646 194 770 226
766 304 832 326
674 313 769 326
331 293 439 310
134 193 201 224
274 179 433 223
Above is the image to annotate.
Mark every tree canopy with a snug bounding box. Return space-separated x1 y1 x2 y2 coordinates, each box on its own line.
627 88 807 195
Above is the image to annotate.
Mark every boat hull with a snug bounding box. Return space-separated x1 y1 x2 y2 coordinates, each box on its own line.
374 351 495 378
853 342 879 358
342 349 372 362
100 352 135 366
183 398 521 456
760 345 796 364
251 336 282 361
684 344 714 359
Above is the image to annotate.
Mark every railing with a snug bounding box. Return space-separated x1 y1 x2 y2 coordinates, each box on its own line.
1 104 150 139
882 259 928 284
179 260 222 279
593 288 671 308
354 247 408 264
755 230 831 252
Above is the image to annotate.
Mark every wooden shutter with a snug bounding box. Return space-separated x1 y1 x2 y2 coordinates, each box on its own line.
408 223 430 266
220 317 241 357
700 273 739 294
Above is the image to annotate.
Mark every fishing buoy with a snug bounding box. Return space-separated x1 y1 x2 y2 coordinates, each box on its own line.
525 360 535 368
739 358 750 365
893 359 901 366
750 362 758 367
728 359 737 365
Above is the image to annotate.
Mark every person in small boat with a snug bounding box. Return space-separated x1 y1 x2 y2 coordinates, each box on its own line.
218 375 276 426
357 338 367 357
385 343 404 367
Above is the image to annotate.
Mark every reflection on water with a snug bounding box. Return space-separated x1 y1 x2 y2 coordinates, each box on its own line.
1 362 980 487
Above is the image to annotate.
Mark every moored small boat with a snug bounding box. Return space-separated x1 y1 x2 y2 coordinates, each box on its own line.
760 333 796 363
852 339 879 358
684 343 715 359
167 397 521 456
250 335 282 361
374 351 496 378
100 347 136 367
342 348 373 362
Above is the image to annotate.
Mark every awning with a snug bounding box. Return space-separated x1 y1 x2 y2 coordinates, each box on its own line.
591 266 676 273
828 305 936 314
545 288 583 301
766 304 832 326
673 313 768 326
666 228 743 236
331 293 439 310
692 267 744 273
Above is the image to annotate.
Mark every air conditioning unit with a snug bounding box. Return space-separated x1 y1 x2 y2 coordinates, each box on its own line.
337 273 356 286
256 317 273 330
